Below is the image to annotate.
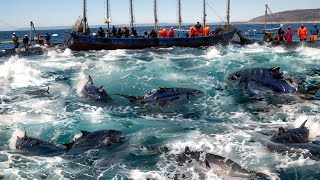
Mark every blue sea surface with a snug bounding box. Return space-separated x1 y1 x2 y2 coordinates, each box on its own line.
0 24 320 179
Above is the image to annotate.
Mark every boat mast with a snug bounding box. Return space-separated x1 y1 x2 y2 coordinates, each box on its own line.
106 0 110 37
226 0 230 25
153 0 158 31
177 0 182 37
264 4 268 31
203 0 206 28
83 0 87 34
129 0 134 30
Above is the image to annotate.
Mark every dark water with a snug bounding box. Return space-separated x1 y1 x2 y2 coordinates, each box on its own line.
0 24 320 179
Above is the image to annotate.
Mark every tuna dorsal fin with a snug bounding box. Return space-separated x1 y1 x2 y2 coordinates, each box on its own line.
99 86 104 92
87 75 93 84
63 141 75 150
80 130 91 136
205 159 211 168
23 128 27 139
115 94 139 102
300 120 308 128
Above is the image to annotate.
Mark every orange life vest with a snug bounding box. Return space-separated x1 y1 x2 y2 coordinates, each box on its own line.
297 27 308 40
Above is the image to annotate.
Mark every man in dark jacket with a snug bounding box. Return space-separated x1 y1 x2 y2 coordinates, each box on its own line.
23 35 29 51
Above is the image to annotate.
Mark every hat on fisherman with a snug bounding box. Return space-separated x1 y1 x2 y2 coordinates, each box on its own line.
24 35 28 37
280 24 283 28
13 32 16 35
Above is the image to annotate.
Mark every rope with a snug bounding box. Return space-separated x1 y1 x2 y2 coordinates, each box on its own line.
266 6 280 25
206 2 227 25
0 18 18 30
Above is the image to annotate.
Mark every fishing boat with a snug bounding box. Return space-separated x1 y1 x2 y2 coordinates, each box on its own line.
0 22 64 58
238 4 320 48
68 0 237 51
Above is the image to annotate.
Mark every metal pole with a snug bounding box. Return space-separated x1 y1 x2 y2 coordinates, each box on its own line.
154 0 158 31
178 0 182 38
226 0 230 25
129 0 134 30
106 0 110 37
264 4 268 31
203 0 206 28
30 21 32 41
83 0 87 34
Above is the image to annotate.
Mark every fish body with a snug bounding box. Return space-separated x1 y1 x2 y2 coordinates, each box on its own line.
81 75 112 102
226 67 298 93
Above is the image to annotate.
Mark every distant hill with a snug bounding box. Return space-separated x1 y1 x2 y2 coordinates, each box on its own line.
248 9 320 23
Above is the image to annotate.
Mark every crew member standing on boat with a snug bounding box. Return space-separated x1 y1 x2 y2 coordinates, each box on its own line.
168 27 174 38
44 32 51 45
194 22 201 31
116 27 122 38
277 24 285 42
22 35 29 51
158 28 167 38
111 26 117 37
204 25 210 36
12 32 19 48
310 24 319 41
190 26 196 37
285 26 294 43
297 24 308 41
199 26 204 37
98 27 105 37
123 27 129 38
149 29 157 38
131 27 137 38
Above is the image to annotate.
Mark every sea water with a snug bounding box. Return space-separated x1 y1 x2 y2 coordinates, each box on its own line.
0 24 320 179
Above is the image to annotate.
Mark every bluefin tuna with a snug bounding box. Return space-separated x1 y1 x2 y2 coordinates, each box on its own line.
226 66 298 93
15 131 65 156
175 147 272 180
271 120 309 143
81 75 112 102
64 130 123 151
116 87 204 106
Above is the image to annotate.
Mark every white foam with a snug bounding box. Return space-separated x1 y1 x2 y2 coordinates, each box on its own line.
0 56 45 92
296 46 320 59
8 128 24 150
129 169 161 180
205 47 222 59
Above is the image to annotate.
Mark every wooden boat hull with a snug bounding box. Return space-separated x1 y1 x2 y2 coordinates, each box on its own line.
68 30 237 51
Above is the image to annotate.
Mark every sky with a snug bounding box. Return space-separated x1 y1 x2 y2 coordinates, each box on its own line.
0 0 319 31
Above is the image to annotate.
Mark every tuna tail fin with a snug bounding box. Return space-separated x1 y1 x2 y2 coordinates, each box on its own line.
44 87 50 94
115 94 139 102
87 75 93 84
63 141 75 150
300 120 308 128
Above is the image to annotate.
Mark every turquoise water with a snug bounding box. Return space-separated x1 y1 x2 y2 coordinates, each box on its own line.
0 43 320 179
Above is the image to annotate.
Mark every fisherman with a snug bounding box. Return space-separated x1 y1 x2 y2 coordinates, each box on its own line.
123 27 129 38
116 27 122 38
142 30 149 38
297 24 308 41
204 25 210 36
44 32 51 45
194 22 201 30
277 24 285 42
22 35 29 51
214 25 222 34
131 27 137 38
190 26 196 37
98 27 105 37
168 27 174 38
158 28 167 38
199 26 204 37
149 29 157 38
12 32 19 48
34 33 44 45
284 26 294 43
111 26 117 37
310 24 319 41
